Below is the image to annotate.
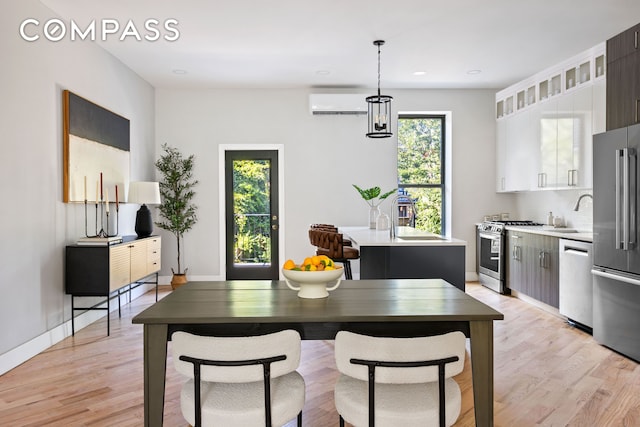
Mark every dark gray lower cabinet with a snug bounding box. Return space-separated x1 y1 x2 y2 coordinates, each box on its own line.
507 231 559 308
359 245 466 291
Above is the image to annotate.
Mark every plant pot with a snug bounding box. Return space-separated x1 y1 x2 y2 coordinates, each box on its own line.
171 273 188 290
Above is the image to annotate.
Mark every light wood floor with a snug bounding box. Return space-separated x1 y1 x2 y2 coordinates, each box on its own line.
1 283 639 426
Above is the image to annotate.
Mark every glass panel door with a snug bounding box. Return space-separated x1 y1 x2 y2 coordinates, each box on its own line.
224 150 279 280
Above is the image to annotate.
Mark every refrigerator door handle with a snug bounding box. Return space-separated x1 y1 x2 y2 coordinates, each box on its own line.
630 148 637 250
592 268 640 287
623 148 630 251
616 149 623 249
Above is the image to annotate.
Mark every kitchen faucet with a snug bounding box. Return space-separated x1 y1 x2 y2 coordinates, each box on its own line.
389 194 417 239
573 193 593 211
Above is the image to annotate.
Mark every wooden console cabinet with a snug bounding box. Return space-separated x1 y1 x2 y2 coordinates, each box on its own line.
65 235 161 335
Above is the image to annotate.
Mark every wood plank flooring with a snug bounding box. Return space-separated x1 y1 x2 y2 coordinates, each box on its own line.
0 283 639 426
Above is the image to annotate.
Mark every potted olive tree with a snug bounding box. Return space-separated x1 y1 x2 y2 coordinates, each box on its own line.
155 144 198 289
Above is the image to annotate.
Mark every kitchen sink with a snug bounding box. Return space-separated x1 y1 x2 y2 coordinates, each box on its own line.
397 235 445 240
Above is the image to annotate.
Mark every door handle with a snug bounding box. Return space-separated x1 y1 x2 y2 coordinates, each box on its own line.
616 149 623 249
622 148 633 250
271 224 278 230
272 215 278 221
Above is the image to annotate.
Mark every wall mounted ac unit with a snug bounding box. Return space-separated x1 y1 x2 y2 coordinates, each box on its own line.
309 94 367 115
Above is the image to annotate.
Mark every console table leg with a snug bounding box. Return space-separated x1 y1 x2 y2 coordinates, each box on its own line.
107 297 110 336
71 297 75 336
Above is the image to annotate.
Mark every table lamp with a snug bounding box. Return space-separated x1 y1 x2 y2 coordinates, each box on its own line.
128 181 161 238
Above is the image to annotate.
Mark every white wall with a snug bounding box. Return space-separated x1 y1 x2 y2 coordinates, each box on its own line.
514 189 593 230
0 1 155 361
156 88 514 280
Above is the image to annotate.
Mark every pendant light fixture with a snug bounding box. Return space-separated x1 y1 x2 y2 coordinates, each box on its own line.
366 40 393 138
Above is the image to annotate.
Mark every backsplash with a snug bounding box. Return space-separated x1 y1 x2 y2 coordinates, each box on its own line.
513 189 593 231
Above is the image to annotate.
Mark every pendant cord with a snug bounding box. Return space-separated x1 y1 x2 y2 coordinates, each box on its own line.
377 44 381 97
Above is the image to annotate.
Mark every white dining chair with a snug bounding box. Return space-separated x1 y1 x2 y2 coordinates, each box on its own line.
334 330 466 427
172 329 305 427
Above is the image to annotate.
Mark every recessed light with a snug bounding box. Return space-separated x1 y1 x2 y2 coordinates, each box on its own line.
413 71 426 76
316 70 331 76
172 69 188 75
467 69 481 75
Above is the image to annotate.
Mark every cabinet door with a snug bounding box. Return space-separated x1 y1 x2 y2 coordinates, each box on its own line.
507 109 534 191
607 23 640 63
537 98 558 188
631 53 640 127
507 232 526 293
540 235 559 308
129 241 148 283
573 85 595 188
496 118 508 192
607 53 640 130
109 245 131 292
528 234 559 308
555 93 574 188
592 78 607 135
556 85 594 189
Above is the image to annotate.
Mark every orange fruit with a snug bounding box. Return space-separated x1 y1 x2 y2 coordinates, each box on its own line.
283 259 296 270
302 257 313 267
311 255 322 266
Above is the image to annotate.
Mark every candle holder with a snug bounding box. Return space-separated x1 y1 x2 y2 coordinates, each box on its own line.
85 198 119 238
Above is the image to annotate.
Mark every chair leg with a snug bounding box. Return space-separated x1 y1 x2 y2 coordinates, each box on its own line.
297 411 302 426
344 261 352 280
339 415 345 427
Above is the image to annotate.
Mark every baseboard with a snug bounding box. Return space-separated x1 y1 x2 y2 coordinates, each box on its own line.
0 282 155 376
159 274 224 284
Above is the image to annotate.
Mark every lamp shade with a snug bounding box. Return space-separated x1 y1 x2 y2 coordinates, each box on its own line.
127 181 161 205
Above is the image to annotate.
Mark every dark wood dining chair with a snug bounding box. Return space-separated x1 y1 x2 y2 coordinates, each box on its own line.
309 229 359 279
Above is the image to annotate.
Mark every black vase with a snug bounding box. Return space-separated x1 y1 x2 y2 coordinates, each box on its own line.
135 204 153 237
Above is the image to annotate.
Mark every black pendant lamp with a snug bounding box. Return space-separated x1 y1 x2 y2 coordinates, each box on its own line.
366 40 393 138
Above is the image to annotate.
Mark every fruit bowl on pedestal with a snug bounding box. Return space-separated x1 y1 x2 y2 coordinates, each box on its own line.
282 267 343 299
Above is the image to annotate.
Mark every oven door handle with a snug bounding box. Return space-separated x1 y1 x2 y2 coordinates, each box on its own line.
479 232 501 240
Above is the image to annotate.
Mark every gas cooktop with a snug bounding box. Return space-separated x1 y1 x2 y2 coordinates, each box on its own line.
489 220 544 226
478 220 544 233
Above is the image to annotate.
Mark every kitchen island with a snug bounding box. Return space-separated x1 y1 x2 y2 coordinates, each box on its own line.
341 226 467 291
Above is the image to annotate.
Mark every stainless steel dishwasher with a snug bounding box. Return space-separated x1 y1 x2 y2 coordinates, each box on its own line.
559 239 593 330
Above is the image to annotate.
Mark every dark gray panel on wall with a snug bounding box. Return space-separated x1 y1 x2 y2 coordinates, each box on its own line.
68 92 130 151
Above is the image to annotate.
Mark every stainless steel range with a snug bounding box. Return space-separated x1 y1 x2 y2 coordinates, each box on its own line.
477 220 542 294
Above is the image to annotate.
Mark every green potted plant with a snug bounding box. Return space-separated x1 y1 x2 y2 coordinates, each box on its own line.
352 184 396 228
155 144 198 289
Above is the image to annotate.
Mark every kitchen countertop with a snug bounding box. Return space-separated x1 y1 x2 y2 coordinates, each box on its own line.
340 226 467 247
505 225 593 242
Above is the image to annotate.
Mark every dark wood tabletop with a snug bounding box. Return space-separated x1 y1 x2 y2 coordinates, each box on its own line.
133 279 503 427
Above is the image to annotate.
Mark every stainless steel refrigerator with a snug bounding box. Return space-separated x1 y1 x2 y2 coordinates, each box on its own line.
592 123 640 362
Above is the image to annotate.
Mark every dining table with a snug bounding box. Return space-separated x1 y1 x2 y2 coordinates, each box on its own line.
132 278 504 426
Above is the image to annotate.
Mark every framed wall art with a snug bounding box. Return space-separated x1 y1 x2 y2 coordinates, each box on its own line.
62 90 130 203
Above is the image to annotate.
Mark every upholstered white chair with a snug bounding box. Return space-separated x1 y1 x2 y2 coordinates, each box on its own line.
334 331 466 427
172 329 305 427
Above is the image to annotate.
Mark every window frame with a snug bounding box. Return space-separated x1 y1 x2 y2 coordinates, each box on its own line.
396 113 446 235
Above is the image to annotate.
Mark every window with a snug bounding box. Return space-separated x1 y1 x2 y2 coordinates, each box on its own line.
397 114 445 234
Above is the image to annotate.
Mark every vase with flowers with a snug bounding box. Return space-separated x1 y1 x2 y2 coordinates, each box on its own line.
352 184 396 229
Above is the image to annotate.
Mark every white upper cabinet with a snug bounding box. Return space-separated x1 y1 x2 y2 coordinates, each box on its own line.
495 44 605 192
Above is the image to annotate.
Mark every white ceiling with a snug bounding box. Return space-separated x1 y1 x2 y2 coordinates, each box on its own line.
40 0 640 90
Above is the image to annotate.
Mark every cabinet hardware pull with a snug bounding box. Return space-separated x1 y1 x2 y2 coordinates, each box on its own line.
636 99 639 123
636 31 638 49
